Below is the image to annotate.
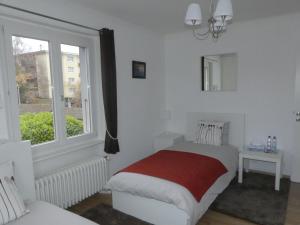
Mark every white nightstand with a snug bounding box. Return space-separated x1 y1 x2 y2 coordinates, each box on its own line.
153 132 184 151
238 149 283 191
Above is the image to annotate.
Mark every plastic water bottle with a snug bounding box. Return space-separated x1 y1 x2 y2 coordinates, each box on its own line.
272 136 277 152
266 136 272 152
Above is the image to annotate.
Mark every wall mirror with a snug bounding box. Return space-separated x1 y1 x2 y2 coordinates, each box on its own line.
201 53 238 92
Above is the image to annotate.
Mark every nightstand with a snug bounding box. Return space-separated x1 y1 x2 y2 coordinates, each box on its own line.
238 149 283 191
153 132 184 151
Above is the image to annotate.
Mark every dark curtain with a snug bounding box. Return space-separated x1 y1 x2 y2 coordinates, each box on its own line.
99 28 120 154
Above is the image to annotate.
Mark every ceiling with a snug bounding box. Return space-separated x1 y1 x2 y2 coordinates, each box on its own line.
65 0 300 33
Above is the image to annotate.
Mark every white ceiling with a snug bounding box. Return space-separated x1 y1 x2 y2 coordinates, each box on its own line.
68 0 300 33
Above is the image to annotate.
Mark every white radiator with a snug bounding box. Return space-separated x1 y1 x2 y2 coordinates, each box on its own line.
35 157 108 208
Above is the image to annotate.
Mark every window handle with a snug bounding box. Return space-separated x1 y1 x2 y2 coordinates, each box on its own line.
60 95 64 102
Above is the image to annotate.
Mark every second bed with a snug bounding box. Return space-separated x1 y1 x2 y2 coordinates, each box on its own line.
107 142 238 225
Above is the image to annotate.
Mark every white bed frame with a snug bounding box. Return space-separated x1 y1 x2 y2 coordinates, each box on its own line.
0 141 36 202
112 112 245 225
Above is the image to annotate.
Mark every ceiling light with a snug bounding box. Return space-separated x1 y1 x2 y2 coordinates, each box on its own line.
185 0 233 41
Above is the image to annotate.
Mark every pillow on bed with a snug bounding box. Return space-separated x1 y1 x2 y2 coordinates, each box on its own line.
0 161 29 225
194 121 228 146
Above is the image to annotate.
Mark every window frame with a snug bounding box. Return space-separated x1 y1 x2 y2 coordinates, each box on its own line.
12 35 57 145
0 17 100 153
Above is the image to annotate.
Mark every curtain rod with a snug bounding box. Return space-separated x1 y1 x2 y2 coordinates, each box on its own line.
0 3 99 32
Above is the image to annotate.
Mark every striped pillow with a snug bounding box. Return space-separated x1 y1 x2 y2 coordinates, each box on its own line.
0 176 29 224
0 163 29 225
194 121 225 146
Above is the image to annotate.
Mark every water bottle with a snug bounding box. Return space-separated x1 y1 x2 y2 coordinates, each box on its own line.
266 136 272 152
272 136 277 152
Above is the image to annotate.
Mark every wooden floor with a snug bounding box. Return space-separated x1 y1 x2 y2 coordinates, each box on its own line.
69 183 300 225
285 183 300 225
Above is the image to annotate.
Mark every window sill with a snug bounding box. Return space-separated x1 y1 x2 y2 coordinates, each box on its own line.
32 138 104 163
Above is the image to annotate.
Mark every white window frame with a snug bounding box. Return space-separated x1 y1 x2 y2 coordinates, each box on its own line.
0 16 102 155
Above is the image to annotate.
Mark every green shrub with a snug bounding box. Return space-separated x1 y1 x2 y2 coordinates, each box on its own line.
20 112 83 145
66 115 84 137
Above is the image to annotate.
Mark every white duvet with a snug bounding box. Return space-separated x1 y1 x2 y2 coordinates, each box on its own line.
106 142 238 225
10 201 97 225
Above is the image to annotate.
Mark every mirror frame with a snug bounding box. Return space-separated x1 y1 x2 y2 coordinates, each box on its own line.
201 56 205 91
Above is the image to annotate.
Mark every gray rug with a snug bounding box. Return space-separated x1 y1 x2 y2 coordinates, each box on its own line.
81 203 152 225
211 172 290 225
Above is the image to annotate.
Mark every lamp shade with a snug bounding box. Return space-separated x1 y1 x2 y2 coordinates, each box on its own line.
214 0 233 21
213 20 227 32
185 3 202 26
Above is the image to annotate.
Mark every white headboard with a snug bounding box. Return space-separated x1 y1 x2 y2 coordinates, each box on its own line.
186 112 245 150
0 141 36 202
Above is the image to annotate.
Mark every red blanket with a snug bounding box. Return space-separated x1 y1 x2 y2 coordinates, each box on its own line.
120 150 228 202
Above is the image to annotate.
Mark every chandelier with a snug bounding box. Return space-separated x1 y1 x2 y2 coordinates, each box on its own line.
185 0 233 41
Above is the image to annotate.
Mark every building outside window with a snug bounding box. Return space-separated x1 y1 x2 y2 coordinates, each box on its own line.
67 55 74 62
69 87 76 95
68 66 74 73
68 77 75 84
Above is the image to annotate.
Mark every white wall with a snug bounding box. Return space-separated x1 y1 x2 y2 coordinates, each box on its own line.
3 0 298 179
165 13 300 176
0 0 166 177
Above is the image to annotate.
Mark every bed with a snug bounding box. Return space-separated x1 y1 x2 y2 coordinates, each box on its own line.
107 112 245 225
0 141 98 225
9 201 96 225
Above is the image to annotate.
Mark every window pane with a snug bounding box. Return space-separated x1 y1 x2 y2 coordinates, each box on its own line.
61 44 90 138
12 36 55 145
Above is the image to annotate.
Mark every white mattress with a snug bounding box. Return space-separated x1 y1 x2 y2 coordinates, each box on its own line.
9 201 98 225
107 142 238 225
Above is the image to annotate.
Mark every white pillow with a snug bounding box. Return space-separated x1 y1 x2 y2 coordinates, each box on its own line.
194 120 227 146
0 162 29 225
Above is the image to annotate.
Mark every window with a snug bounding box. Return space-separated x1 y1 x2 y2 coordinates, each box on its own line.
61 44 91 137
68 77 75 84
3 20 96 147
68 66 74 73
12 36 55 145
68 87 76 94
67 55 74 62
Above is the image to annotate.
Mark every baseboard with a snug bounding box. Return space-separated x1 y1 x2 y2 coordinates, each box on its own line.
245 169 290 179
